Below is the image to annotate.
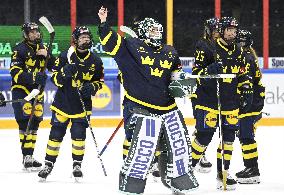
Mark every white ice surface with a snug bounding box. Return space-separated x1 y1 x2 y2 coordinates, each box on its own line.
0 126 283 195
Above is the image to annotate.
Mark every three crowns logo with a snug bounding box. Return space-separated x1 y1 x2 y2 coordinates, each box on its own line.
82 72 93 81
160 60 172 69
150 67 163 77
141 56 155 65
25 58 36 66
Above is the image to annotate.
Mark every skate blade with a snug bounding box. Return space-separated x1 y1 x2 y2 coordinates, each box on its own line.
237 176 260 184
74 176 83 183
196 167 211 173
39 177 47 182
22 167 33 172
216 181 236 191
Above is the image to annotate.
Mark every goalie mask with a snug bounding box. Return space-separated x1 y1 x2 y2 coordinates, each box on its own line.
204 17 219 40
218 17 239 45
72 26 93 50
237 29 253 48
22 22 42 44
137 18 163 48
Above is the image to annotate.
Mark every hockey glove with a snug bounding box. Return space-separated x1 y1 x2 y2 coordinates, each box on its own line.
240 87 253 113
0 92 6 107
206 62 223 75
62 63 78 78
34 72 47 87
81 83 99 99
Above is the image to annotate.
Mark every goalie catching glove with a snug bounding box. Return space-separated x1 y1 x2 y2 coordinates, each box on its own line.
168 78 197 98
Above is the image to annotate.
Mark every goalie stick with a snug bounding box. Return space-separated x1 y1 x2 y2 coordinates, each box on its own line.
67 46 107 176
22 16 55 149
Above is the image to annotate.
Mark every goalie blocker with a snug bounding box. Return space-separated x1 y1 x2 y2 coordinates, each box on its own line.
119 108 198 194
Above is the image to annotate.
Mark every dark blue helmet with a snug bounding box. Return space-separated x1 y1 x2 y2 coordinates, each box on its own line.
72 26 93 49
218 17 239 36
237 29 253 47
21 22 42 44
204 17 219 38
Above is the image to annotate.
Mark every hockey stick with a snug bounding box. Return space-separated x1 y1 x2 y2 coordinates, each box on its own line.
67 46 107 176
216 79 228 190
99 118 124 156
22 16 55 149
1 89 40 104
120 25 138 38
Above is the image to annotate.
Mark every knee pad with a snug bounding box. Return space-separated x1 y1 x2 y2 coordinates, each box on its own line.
70 122 86 140
49 125 67 142
195 131 215 146
195 109 218 132
51 112 70 127
222 113 239 129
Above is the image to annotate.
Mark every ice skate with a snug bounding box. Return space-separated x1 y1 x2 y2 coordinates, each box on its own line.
38 161 53 182
72 161 83 182
236 167 260 184
216 171 237 190
195 155 212 173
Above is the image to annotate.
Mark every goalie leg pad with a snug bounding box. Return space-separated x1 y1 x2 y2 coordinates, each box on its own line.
162 110 199 192
119 172 147 195
120 113 163 194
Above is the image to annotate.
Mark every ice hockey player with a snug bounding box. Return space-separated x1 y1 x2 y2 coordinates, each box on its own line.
9 22 54 171
98 6 198 195
235 29 265 184
38 26 104 181
191 17 220 173
191 17 253 190
0 92 6 107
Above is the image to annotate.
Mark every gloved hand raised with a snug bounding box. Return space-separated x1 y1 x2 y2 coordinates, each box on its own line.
240 87 254 113
62 63 78 78
34 72 47 87
80 83 99 99
206 62 223 75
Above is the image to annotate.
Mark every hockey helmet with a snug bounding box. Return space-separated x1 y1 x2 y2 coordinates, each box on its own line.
137 18 163 48
204 17 219 38
72 26 93 49
22 22 42 44
237 29 253 48
218 17 239 36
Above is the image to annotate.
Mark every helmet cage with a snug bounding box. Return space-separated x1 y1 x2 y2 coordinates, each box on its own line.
22 22 42 44
72 26 93 49
137 18 163 48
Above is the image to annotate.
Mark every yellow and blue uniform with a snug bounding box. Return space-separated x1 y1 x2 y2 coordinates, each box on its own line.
238 49 265 168
98 22 182 113
44 48 104 163
10 41 54 156
191 38 252 172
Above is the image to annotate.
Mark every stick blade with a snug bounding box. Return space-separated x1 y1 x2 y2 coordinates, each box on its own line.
120 26 138 38
24 89 40 101
39 16 54 33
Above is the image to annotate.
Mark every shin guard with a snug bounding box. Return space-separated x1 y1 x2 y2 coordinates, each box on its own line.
119 113 162 194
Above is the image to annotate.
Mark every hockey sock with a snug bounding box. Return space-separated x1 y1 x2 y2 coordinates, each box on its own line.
19 130 33 156
217 142 233 171
241 139 258 168
46 139 62 163
123 138 131 159
72 139 85 161
191 138 207 167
